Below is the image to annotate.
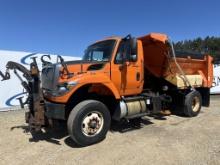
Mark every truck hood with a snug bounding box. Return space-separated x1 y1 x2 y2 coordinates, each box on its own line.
64 60 107 73
41 60 108 90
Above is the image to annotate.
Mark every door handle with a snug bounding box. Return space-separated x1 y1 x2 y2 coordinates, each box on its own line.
136 72 140 81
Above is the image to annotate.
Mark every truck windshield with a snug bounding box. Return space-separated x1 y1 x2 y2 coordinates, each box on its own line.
82 40 116 62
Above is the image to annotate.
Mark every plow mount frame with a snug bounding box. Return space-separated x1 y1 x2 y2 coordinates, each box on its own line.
1 58 46 131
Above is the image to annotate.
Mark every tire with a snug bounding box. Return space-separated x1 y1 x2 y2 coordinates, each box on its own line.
184 90 202 117
67 100 111 146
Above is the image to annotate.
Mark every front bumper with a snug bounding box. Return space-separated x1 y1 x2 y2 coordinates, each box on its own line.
44 101 66 120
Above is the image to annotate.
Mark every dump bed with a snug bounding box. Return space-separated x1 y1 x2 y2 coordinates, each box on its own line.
138 33 213 88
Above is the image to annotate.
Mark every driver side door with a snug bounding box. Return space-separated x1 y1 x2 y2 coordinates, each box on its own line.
111 40 143 96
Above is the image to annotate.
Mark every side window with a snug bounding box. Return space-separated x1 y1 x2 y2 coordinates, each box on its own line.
114 40 137 64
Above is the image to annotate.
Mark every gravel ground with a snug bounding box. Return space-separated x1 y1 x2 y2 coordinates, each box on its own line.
0 95 220 165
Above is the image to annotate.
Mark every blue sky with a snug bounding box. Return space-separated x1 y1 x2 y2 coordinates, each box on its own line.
0 0 219 57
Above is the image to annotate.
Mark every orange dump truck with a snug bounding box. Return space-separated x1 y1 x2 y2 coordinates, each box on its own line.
0 33 213 146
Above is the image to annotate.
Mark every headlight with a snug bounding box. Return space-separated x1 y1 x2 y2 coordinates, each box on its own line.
66 81 78 90
49 81 78 96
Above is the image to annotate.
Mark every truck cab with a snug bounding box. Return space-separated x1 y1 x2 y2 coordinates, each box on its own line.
42 35 143 103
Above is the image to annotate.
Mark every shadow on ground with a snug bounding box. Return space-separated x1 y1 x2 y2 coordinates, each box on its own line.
10 117 163 148
111 118 154 133
11 122 68 145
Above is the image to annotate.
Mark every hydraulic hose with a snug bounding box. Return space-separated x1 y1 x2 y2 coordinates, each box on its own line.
6 61 32 81
168 40 194 90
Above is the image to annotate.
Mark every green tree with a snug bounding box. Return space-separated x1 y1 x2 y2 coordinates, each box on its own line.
174 36 220 62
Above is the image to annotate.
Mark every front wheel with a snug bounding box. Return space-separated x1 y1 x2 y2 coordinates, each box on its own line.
184 90 202 117
67 100 111 146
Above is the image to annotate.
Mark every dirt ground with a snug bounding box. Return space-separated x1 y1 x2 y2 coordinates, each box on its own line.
0 96 220 165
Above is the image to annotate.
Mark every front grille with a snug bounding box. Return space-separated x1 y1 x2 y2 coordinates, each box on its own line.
41 64 60 90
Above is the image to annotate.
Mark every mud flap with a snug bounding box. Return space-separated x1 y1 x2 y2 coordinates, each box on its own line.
152 96 161 114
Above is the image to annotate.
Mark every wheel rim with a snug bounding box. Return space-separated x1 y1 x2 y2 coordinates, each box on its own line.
81 111 104 137
192 96 200 112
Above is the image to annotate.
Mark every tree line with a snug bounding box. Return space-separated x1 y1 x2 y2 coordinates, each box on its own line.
174 36 220 63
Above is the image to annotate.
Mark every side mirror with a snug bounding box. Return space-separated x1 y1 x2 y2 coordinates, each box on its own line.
130 54 137 62
130 38 137 55
121 35 138 63
129 37 137 62
122 34 137 55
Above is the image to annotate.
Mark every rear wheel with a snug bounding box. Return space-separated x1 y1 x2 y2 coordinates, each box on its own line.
67 100 111 146
184 90 202 117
